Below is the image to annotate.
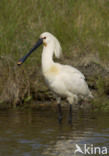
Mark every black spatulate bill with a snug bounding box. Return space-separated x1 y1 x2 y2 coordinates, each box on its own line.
17 38 43 65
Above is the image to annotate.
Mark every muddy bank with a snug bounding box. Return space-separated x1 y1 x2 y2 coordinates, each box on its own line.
0 0 108 111
0 56 109 111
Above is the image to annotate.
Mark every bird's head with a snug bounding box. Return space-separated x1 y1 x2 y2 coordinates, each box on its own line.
40 32 52 47
40 32 62 58
17 32 62 65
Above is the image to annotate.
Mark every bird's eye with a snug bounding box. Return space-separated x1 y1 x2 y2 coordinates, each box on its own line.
43 37 46 39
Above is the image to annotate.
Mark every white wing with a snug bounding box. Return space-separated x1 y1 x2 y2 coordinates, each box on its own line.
59 64 90 96
63 65 85 79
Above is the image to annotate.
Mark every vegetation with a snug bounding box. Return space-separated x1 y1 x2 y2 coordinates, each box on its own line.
0 0 109 110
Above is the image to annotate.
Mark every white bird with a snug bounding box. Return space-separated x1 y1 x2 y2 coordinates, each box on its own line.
18 32 93 123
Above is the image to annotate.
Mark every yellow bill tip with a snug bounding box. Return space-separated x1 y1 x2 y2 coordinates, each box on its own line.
17 61 22 65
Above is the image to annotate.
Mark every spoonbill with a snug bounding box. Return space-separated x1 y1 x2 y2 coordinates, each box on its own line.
17 32 93 123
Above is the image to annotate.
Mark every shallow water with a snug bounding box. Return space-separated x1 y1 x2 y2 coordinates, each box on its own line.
0 109 109 156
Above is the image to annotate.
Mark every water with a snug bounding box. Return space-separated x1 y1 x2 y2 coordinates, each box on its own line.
0 109 109 156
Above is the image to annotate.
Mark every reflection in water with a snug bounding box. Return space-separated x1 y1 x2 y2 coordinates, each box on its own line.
0 109 109 156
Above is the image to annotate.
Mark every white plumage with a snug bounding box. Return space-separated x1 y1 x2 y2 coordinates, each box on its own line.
18 31 93 123
40 32 93 105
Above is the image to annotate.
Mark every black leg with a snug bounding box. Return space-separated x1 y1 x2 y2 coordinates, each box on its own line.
57 104 63 124
68 104 72 124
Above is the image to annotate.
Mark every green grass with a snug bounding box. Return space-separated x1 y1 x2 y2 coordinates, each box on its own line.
0 0 109 61
0 0 109 109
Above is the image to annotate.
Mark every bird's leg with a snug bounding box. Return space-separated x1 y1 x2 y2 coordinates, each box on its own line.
57 97 63 123
57 104 63 123
68 104 72 124
67 96 73 124
67 95 78 124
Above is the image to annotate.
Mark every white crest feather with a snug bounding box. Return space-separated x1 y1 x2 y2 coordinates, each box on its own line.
53 36 62 59
40 32 63 59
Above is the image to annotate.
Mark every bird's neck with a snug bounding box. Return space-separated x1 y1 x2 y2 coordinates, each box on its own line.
41 44 55 73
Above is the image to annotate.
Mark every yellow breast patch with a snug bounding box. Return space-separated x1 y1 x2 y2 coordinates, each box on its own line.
46 65 59 75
